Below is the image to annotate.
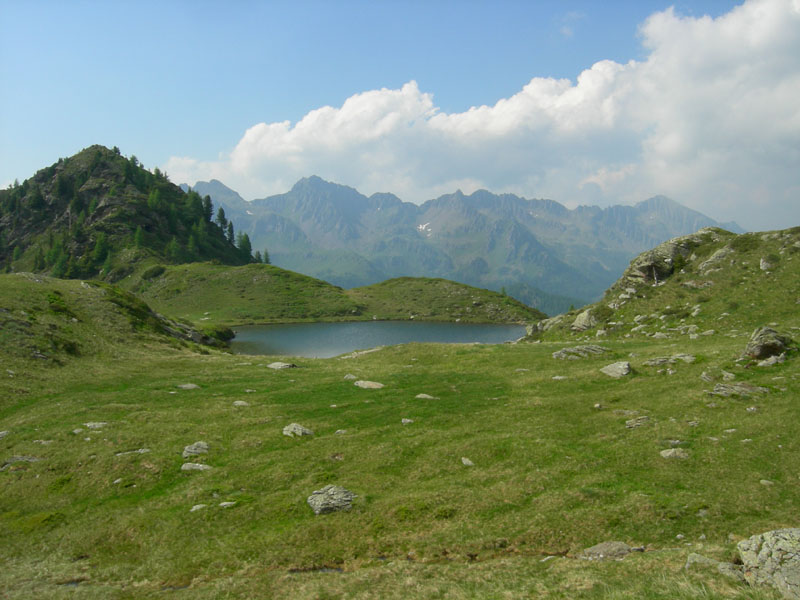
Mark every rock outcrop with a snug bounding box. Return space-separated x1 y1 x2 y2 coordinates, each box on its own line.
738 528 800 599
307 484 356 515
743 327 793 360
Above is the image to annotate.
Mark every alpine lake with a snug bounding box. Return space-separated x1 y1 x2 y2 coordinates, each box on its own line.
230 320 527 358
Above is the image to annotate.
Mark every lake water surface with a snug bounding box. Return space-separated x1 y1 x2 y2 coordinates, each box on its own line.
230 321 526 358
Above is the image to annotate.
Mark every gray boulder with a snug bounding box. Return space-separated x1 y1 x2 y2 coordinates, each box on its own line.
354 380 384 389
307 484 356 515
268 362 297 370
552 345 609 360
182 441 209 459
600 362 632 378
738 528 800 598
744 327 793 360
660 448 689 459
571 309 598 331
580 541 641 561
283 423 313 437
181 462 212 472
708 382 769 398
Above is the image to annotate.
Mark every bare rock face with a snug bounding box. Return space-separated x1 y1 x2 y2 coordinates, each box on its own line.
307 484 356 515
738 528 800 599
744 327 793 360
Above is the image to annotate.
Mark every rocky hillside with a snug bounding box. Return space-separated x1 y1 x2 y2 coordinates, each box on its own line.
191 177 741 313
0 145 251 282
533 226 800 345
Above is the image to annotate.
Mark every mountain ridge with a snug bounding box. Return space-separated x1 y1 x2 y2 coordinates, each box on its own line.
189 177 741 314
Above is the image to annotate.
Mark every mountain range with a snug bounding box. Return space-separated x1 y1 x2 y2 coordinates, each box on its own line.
186 177 742 314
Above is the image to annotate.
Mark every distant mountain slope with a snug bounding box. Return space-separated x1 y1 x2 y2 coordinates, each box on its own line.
0 146 251 281
192 177 740 314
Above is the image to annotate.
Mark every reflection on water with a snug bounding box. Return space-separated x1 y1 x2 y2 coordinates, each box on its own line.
230 321 526 358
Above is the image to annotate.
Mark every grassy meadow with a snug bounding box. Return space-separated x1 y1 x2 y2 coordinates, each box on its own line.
1 227 799 598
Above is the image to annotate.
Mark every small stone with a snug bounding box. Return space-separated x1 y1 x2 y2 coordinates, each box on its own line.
580 541 639 561
244 389 256 393
552 375 568 380
660 448 689 459
182 441 209 459
283 423 313 437
600 361 632 378
307 484 356 515
343 374 357 380
701 330 715 336
334 429 347 435
181 462 213 472
415 393 437 399
113 478 123 484
219 501 237 508
0 431 8 440
233 400 250 407
115 448 150 457
84 422 107 430
401 418 414 425
593 403 602 409
758 353 786 367
354 380 384 389
461 457 475 467
747 406 758 413
190 504 207 512
177 383 200 390
626 416 651 429
72 428 84 434
676 534 685 540
268 362 296 370
760 479 774 486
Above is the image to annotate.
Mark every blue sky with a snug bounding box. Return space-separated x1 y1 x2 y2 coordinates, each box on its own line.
2 0 799 230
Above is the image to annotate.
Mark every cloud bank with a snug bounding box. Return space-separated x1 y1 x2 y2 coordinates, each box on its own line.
165 0 800 231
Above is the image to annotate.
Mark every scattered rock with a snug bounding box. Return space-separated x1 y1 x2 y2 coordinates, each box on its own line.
84 422 108 430
219 501 237 508
233 400 250 407
744 327 793 360
461 457 475 467
182 441 209 459
600 362 632 378
268 362 297 370
660 448 689 459
343 374 357 380
244 389 256 393
415 393 437 399
738 528 800 598
580 541 642 561
682 280 714 289
760 480 775 487
571 309 598 331
307 484 356 515
177 383 200 390
708 382 770 398
115 448 150 457
354 380 384 389
684 553 745 582
552 345 609 360
283 423 314 437
334 429 347 435
760 257 774 271
1 455 41 471
758 353 787 367
0 431 8 440
626 416 651 429
181 463 213 472
401 418 414 425
698 246 733 275
190 504 207 512
644 354 695 366
552 375 568 381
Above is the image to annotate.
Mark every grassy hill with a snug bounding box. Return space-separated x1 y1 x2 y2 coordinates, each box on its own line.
123 265 545 327
0 145 250 281
1 228 798 598
346 277 546 323
531 227 800 341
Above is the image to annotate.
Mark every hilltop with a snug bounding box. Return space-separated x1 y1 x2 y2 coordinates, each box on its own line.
123 264 545 327
0 145 253 281
533 226 800 342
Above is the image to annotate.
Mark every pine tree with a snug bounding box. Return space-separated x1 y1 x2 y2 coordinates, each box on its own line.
263 249 270 265
226 222 234 244
134 225 145 248
236 232 253 262
165 237 180 263
215 207 227 229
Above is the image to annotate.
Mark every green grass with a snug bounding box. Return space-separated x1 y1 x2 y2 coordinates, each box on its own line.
1 228 798 598
123 265 544 327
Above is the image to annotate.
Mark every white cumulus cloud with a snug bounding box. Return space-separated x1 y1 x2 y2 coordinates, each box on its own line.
165 0 800 231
